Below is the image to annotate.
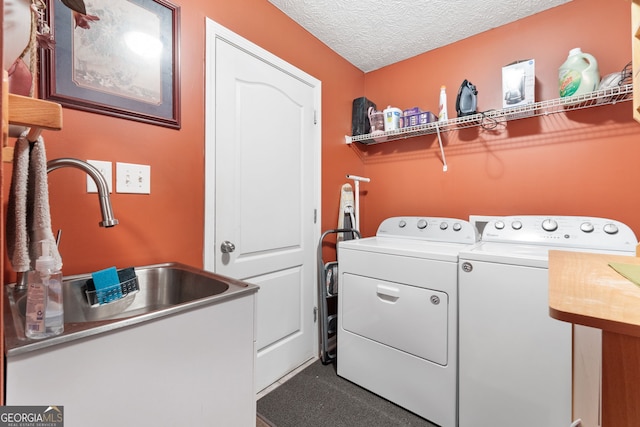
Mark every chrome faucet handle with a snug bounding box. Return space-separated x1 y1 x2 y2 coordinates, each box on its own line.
14 271 30 292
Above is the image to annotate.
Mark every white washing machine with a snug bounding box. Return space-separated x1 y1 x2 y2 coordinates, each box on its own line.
458 215 638 427
337 216 479 427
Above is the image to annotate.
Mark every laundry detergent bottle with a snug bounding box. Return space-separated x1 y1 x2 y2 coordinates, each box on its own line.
558 48 600 98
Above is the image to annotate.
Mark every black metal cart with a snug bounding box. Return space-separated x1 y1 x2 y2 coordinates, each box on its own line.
317 228 360 365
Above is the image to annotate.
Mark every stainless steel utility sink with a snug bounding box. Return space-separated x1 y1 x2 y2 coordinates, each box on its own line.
4 262 259 355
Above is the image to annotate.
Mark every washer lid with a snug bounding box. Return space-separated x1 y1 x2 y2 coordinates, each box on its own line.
459 241 636 268
459 241 551 267
339 236 474 262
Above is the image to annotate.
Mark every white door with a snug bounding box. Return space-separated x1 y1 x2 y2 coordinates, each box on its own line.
204 19 321 392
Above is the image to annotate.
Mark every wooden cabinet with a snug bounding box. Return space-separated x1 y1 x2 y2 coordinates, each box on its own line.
549 250 640 427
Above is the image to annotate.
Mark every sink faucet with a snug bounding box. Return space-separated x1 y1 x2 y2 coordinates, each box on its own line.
47 158 119 228
12 158 119 291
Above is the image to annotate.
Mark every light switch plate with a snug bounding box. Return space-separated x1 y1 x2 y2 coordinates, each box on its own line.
116 162 151 194
86 160 113 193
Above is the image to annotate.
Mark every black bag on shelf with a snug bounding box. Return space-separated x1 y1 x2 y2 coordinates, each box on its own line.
351 97 376 136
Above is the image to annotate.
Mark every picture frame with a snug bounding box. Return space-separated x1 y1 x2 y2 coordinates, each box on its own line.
40 0 181 129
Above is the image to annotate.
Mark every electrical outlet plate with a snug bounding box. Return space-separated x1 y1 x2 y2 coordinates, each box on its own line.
116 162 151 194
86 160 113 193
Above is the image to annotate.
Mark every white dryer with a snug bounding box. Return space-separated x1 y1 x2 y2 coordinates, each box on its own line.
458 215 637 427
337 216 479 427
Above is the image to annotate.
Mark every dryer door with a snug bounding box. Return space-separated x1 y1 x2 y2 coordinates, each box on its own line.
341 273 449 365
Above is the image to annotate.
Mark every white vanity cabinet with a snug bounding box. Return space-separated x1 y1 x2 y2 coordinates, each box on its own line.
6 293 256 427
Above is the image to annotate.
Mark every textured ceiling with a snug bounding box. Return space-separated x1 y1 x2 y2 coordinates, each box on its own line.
268 0 572 72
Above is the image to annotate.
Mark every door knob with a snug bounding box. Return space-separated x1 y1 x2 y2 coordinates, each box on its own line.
220 241 236 253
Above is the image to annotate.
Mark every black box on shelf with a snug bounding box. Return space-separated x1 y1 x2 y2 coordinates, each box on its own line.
351 97 376 136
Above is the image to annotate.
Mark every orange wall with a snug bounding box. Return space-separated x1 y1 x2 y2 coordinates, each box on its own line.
2 0 364 281
4 0 640 283
357 0 640 239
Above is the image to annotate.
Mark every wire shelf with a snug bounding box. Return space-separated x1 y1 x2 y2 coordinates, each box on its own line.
346 84 634 145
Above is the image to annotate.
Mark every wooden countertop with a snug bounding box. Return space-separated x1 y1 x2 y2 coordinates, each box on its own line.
549 250 640 338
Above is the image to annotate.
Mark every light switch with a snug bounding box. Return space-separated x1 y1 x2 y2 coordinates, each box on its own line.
86 160 113 193
116 162 151 194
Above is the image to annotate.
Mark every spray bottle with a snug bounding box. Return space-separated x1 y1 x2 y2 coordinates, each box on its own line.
25 241 64 339
438 86 448 122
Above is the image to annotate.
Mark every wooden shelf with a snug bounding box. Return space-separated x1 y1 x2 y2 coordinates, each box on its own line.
8 93 62 131
2 87 63 162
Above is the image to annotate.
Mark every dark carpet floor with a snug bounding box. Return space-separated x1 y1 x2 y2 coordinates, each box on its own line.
257 360 438 427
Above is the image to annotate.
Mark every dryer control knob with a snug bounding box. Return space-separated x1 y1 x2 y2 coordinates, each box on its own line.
440 222 448 230
417 219 428 229
603 223 619 235
398 220 407 228
542 219 558 232
453 222 462 231
511 221 523 230
580 222 594 233
494 220 505 230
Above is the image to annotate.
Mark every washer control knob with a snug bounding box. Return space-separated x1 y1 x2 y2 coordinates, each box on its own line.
580 222 594 233
542 219 558 232
398 220 407 228
603 223 619 235
440 222 448 230
417 219 428 229
511 221 523 230
494 220 505 230
453 222 462 232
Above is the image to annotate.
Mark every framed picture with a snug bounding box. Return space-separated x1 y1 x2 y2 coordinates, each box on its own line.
40 0 181 129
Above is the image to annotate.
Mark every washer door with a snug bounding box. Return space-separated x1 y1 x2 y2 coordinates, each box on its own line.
458 259 571 427
341 273 449 365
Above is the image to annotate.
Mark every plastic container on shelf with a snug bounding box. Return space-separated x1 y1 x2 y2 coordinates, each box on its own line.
367 106 387 142
368 106 385 132
383 106 402 131
559 48 600 98
402 109 436 128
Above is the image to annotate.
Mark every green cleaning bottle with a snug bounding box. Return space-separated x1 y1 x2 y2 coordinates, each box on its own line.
559 48 600 98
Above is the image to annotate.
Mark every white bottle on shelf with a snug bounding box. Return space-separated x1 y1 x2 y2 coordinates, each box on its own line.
438 86 448 121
